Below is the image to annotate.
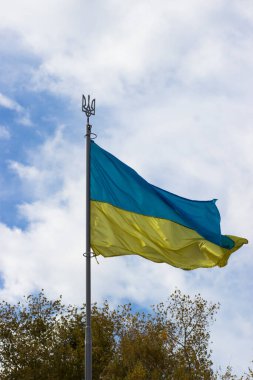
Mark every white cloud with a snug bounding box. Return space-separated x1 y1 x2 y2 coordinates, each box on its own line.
0 92 32 126
0 92 23 112
2 0 252 104
0 125 10 139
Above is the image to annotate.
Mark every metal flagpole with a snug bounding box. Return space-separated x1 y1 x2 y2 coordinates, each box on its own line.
82 94 95 380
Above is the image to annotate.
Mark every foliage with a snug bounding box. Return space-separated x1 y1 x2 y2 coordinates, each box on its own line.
0 292 114 379
0 289 252 379
104 290 218 380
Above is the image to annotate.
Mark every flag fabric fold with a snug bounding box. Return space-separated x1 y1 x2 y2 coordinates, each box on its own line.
90 142 247 270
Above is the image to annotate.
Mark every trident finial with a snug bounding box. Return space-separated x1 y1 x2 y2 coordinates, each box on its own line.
82 95 95 123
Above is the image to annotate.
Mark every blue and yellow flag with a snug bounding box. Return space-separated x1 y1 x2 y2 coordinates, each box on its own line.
90 142 247 270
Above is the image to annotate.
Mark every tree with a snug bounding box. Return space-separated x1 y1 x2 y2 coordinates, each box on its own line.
104 289 218 380
0 289 251 379
0 292 114 379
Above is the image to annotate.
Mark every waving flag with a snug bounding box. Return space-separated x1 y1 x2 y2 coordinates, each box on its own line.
90 142 247 270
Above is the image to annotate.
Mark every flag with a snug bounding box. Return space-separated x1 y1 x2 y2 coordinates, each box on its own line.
90 142 247 270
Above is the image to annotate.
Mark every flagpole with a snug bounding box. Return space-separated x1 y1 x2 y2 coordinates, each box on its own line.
82 94 95 380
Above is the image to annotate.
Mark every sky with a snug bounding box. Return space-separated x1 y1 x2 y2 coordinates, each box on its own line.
0 0 253 375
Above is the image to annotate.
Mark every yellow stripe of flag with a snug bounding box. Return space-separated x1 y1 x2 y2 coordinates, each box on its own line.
91 201 247 270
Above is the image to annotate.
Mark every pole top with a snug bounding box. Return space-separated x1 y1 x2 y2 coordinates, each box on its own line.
82 95 95 122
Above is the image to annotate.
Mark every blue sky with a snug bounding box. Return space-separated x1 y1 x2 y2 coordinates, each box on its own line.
0 0 253 376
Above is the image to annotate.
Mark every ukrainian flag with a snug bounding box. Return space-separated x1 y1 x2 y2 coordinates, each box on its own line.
90 142 247 270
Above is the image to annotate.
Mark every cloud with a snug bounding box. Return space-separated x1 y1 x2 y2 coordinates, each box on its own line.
2 0 253 104
0 92 32 126
0 92 23 112
0 125 10 140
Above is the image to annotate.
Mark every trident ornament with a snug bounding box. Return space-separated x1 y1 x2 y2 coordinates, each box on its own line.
82 95 95 123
